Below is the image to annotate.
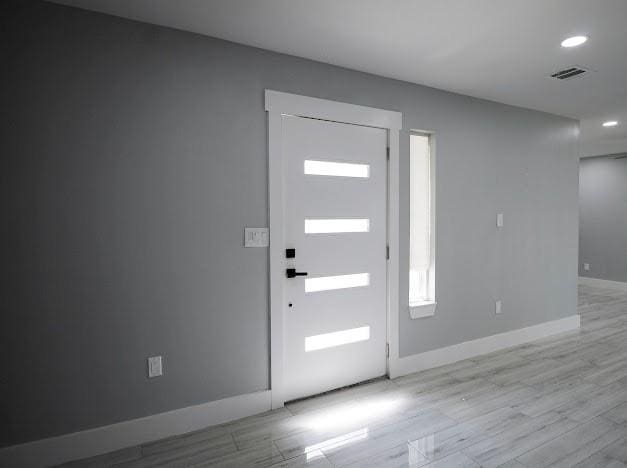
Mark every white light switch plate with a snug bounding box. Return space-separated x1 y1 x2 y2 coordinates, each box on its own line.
244 227 269 247
148 356 162 378
583 263 590 271
495 300 502 315
496 213 504 228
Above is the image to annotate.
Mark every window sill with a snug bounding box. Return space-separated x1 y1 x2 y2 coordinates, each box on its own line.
409 301 437 319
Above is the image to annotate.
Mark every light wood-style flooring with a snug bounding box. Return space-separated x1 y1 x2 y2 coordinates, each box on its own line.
60 284 627 467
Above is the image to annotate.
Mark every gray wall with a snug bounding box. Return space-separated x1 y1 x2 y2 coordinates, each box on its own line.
1 0 580 447
579 156 627 282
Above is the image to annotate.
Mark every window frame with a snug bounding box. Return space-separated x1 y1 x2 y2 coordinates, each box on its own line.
409 131 437 319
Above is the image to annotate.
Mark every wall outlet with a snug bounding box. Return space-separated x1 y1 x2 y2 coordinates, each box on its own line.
583 263 590 271
496 213 504 228
244 227 269 247
148 356 163 378
495 300 502 315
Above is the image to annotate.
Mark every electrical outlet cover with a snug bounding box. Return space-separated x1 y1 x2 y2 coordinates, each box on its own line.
496 213 504 228
244 227 269 247
148 356 163 378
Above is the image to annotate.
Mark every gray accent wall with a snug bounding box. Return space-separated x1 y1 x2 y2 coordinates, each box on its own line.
1 0 579 447
579 155 627 282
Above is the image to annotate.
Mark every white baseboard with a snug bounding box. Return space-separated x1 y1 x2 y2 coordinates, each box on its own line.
579 276 627 292
0 390 272 468
393 315 581 377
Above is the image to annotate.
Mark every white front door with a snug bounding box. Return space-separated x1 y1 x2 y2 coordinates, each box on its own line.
283 115 388 402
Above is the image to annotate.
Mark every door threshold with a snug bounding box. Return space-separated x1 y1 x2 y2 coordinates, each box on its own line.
285 375 390 405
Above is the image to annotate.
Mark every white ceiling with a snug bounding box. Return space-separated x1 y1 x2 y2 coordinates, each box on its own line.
51 0 627 156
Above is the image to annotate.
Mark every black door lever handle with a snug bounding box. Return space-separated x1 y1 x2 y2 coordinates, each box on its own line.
286 268 308 278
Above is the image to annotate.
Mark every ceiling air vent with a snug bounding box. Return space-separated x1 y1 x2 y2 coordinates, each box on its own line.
550 66 589 81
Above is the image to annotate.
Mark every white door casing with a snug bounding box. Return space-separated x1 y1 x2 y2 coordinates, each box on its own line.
265 90 402 408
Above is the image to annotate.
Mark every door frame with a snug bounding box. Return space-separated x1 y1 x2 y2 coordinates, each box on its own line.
265 90 402 408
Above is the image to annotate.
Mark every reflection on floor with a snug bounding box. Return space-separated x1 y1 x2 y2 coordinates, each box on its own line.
60 285 627 467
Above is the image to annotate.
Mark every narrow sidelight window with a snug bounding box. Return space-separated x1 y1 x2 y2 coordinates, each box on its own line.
409 133 435 306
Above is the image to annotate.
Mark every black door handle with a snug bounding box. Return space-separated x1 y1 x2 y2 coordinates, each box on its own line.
286 268 308 278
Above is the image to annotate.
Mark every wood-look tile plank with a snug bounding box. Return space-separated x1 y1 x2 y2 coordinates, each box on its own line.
266 450 332 468
461 412 578 468
141 424 229 456
572 434 627 467
515 417 621 467
319 410 455 467
343 442 429 468
554 380 627 422
419 452 479 468
603 401 627 425
515 381 599 417
112 433 237 468
541 429 627 468
188 440 284 468
440 384 537 422
495 461 527 468
407 407 529 463
56 446 142 467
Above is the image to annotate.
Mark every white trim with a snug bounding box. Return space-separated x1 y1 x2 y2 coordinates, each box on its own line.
579 276 627 292
392 315 580 378
409 301 437 319
265 90 402 406
0 390 271 468
267 102 285 409
265 90 402 130
387 118 401 379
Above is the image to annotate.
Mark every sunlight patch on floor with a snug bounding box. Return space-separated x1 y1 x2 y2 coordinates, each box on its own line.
298 394 406 432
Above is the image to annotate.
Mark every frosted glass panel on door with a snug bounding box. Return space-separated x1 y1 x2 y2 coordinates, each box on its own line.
304 160 370 178
305 273 370 293
305 218 370 234
305 326 370 351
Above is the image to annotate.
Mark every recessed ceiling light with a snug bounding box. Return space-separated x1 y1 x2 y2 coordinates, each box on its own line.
561 35 588 48
603 121 619 127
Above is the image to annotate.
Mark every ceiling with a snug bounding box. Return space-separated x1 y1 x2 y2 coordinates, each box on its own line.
51 0 627 156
